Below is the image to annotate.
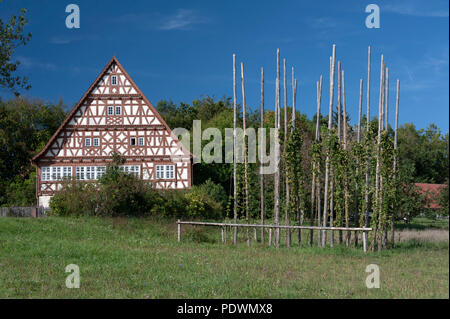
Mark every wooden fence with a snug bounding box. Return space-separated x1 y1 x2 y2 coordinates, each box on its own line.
0 207 47 218
177 220 372 252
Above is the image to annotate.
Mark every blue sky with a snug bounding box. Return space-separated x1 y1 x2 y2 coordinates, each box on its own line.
1 0 449 132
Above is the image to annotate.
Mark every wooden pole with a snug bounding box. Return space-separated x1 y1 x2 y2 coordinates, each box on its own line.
284 58 291 248
373 54 385 251
342 70 351 247
274 49 281 248
177 219 181 242
310 76 322 246
363 46 371 249
322 44 336 247
391 79 400 247
260 67 265 245
385 67 389 130
337 61 342 143
233 54 238 245
354 78 363 247
241 62 250 247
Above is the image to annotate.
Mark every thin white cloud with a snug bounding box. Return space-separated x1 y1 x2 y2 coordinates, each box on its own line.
384 3 449 18
158 9 208 31
17 56 57 71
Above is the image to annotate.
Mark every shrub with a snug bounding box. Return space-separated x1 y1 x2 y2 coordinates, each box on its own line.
49 180 98 216
185 185 222 219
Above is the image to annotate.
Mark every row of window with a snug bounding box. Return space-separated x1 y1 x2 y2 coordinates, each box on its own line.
84 137 145 147
41 165 175 181
41 167 73 181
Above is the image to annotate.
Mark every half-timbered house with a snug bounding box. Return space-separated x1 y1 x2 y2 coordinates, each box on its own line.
31 57 193 208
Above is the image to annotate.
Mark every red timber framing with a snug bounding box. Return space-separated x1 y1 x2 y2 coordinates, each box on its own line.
31 57 193 207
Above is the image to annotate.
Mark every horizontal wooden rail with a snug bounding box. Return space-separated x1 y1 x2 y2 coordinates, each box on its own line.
176 220 372 231
176 220 372 252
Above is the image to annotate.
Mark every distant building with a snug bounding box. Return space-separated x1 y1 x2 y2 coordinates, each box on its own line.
31 57 193 208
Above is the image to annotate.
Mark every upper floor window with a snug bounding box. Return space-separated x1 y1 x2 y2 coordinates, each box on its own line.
115 106 121 115
111 75 117 85
130 137 136 146
85 138 91 147
138 137 144 146
93 138 100 147
107 106 114 115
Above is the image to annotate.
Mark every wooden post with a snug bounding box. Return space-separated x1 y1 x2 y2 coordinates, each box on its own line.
385 67 389 130
337 61 342 143
342 70 350 247
354 78 363 247
284 58 291 248
311 76 322 247
260 67 265 245
274 49 281 248
269 228 273 246
221 227 225 244
363 230 367 253
177 219 181 242
391 79 400 247
233 54 238 246
241 62 250 247
322 44 336 247
363 46 371 250
373 54 385 251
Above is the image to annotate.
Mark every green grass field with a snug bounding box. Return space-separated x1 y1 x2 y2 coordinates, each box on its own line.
0 216 448 298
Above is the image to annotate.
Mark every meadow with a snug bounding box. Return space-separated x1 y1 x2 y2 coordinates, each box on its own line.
0 216 448 298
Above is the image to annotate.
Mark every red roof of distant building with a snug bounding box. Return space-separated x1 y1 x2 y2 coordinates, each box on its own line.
415 183 446 209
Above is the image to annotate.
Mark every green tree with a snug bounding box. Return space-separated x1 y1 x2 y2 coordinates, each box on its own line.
0 1 32 95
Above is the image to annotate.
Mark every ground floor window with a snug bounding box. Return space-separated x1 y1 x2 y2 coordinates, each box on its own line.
155 164 175 179
41 166 72 181
119 165 140 178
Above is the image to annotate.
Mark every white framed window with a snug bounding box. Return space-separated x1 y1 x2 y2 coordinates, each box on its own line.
93 138 100 147
42 166 72 181
51 167 61 180
115 106 121 115
63 167 72 179
107 106 114 115
155 165 175 179
85 138 91 147
41 167 51 181
138 137 144 146
130 137 136 146
166 165 174 179
119 165 140 178
156 165 163 179
96 166 106 179
111 75 117 85
76 166 85 180
86 166 96 180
